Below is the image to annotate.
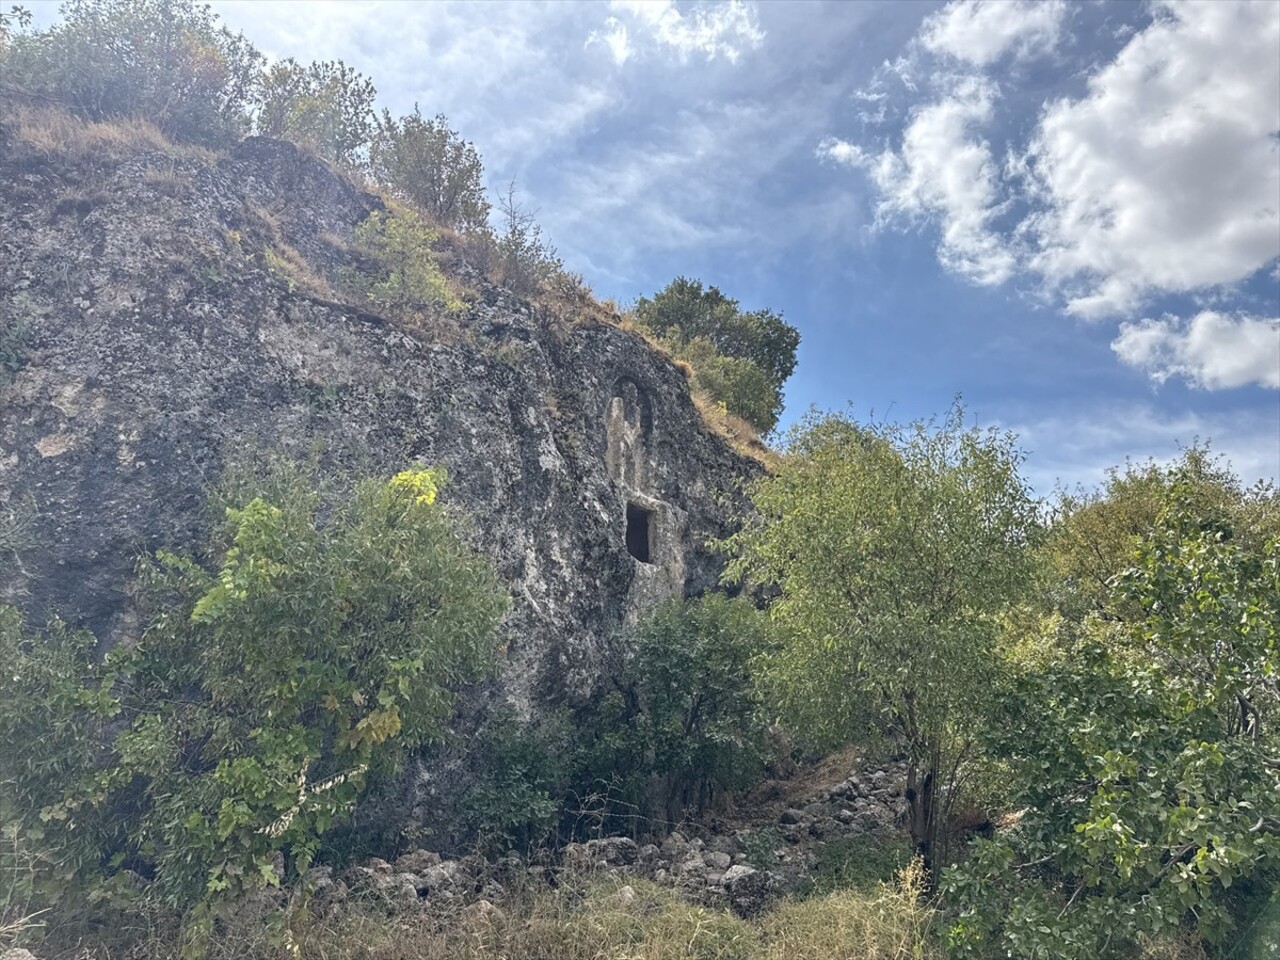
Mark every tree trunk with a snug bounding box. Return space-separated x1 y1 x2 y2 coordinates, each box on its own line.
905 758 938 882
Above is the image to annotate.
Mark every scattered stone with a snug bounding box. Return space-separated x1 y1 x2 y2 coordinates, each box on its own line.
722 865 779 918
463 899 505 925
585 836 638 866
779 808 805 825
393 849 441 874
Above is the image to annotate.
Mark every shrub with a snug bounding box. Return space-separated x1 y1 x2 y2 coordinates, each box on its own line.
347 207 462 318
944 482 1280 959
0 465 506 927
255 58 376 168
571 594 774 833
634 277 799 434
671 335 783 433
459 708 568 854
1 0 261 144
369 107 490 232
491 180 563 296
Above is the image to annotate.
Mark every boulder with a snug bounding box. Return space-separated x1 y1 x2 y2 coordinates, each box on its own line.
721 865 779 918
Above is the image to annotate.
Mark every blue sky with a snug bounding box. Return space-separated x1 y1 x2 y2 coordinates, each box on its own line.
31 0 1280 493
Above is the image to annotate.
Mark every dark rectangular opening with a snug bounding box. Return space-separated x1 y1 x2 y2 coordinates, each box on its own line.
626 502 652 563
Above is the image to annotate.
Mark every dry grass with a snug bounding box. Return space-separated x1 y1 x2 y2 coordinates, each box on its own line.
692 390 782 471
2 104 218 163
32 867 940 960
140 164 195 197
263 242 337 301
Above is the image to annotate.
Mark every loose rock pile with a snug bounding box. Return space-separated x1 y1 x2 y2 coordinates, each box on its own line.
320 756 910 921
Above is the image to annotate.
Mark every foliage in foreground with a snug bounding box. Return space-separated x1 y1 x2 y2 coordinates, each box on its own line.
722 403 1039 872
453 594 776 850
570 594 775 834
0 466 506 929
945 473 1280 959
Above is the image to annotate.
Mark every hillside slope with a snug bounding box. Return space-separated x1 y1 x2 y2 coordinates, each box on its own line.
0 114 758 716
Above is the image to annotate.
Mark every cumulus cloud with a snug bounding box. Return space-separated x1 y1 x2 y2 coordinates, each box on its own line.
1112 312 1280 390
819 78 1016 285
919 0 1067 66
822 0 1280 392
596 0 765 64
1024 0 1280 317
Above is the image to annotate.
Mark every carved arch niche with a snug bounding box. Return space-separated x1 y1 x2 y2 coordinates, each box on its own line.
605 375 652 494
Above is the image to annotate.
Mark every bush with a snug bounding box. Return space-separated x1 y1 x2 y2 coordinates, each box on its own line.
571 594 774 833
459 708 568 854
1 0 261 144
347 207 462 318
0 465 506 927
491 180 563 296
255 58 376 168
944 481 1280 959
369 107 490 232
672 335 783 433
634 278 799 434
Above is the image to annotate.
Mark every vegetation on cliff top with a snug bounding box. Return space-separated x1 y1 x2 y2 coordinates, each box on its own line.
0 0 795 452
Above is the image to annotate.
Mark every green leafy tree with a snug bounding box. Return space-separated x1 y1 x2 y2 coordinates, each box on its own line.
0 609 121 918
674 336 781 435
635 278 799 389
0 466 506 922
1 0 261 143
722 404 1039 873
571 594 774 832
1042 449 1278 622
255 58 375 167
633 278 799 434
945 481 1280 959
0 4 31 50
369 107 491 232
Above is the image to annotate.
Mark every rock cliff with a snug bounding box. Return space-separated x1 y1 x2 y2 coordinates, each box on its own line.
0 123 759 713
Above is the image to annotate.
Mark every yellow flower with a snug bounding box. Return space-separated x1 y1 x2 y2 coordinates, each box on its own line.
388 468 444 505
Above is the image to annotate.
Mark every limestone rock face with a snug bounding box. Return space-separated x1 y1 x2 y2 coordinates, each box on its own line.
0 132 758 719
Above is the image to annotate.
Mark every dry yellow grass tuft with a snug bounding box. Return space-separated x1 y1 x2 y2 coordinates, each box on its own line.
33 869 940 960
692 390 782 470
2 104 219 163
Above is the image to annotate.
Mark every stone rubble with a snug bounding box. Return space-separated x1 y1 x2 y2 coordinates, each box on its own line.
322 756 910 921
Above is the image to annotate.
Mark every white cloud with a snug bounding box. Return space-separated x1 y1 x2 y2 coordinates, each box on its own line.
821 78 1016 285
824 0 1280 339
920 0 1067 66
607 0 764 63
586 17 632 65
1024 0 1280 318
1112 312 1280 390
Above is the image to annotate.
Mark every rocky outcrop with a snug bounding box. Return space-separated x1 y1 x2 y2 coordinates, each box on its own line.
0 130 759 722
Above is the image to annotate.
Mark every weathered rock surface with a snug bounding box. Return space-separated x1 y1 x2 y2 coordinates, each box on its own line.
0 131 758 720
